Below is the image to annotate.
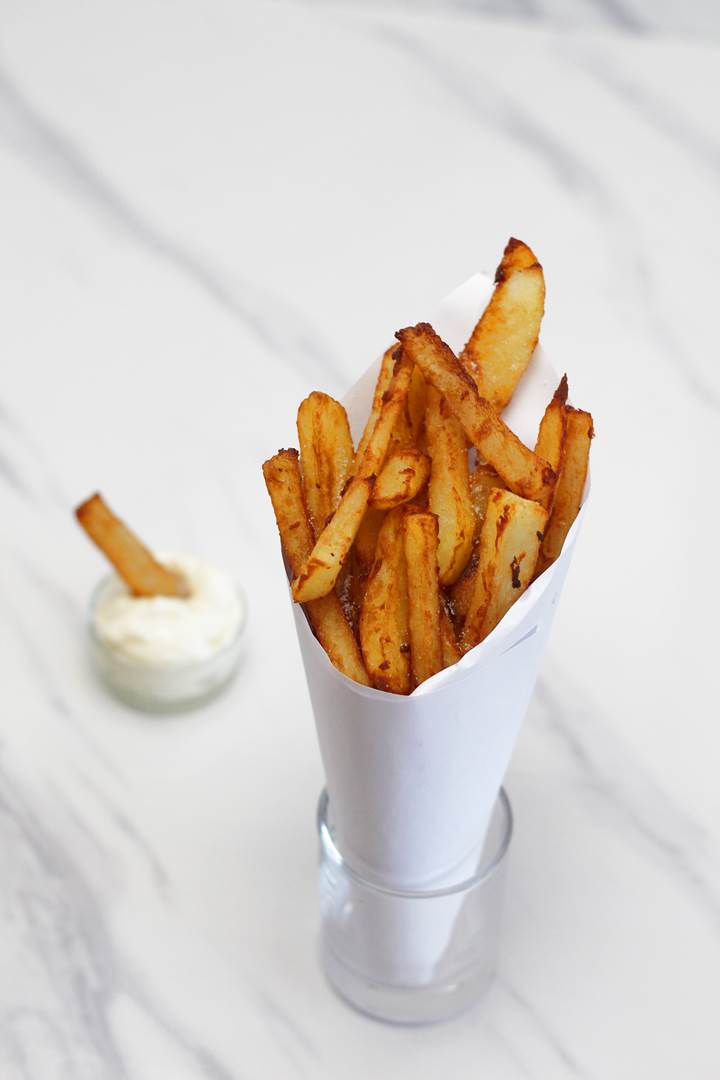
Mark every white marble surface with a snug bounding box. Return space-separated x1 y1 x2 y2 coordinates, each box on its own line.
1 1 719 1076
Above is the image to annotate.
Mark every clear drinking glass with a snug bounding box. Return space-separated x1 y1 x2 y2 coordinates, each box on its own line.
317 787 512 1024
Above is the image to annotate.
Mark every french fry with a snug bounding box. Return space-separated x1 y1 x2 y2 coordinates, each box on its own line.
469 464 505 533
448 546 479 631
261 450 370 686
75 493 188 598
355 353 414 479
291 476 373 602
352 507 385 610
536 407 593 575
439 599 462 668
462 489 548 650
407 366 427 442
297 391 355 537
354 345 397 468
425 385 476 586
354 507 385 570
370 449 431 510
459 239 545 410
535 375 568 510
359 508 411 694
404 510 443 687
449 464 506 628
396 324 555 504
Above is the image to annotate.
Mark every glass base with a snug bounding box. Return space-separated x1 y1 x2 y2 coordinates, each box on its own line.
321 940 495 1025
317 787 512 1025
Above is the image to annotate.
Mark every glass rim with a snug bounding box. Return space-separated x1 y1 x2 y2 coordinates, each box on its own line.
316 787 513 899
87 569 248 670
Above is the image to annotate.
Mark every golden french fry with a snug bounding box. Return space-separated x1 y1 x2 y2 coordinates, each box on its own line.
425 385 475 586
407 366 427 442
75 493 188 598
354 345 397 468
352 507 385 610
535 375 568 511
449 464 506 627
404 510 443 687
536 407 593 575
448 545 479 630
370 449 431 510
262 450 370 685
354 507 385 570
462 489 548 650
460 239 545 410
355 353 414 479
469 464 505 535
359 508 410 694
291 476 373 602
439 598 462 668
396 324 555 504
297 391 355 537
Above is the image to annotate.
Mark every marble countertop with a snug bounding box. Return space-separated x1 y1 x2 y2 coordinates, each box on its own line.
1 1 718 1076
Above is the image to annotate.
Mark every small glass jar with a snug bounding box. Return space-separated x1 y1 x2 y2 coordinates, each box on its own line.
87 574 247 713
317 787 512 1024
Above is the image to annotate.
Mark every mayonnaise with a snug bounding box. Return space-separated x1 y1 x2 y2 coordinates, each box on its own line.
92 554 244 666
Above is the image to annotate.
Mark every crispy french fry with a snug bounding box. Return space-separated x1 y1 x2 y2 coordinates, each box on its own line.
448 545 479 630
355 353 414 479
354 507 385 569
352 506 385 610
396 324 555 504
535 375 568 511
297 391 355 537
447 463 506 627
262 450 370 685
291 476 373 602
536 407 593 575
462 489 548 650
354 345 397 468
370 449 431 510
404 510 443 687
439 598 462 668
469 464 505 534
460 239 545 410
425 385 475 586
75 493 188 598
359 508 410 694
407 366 427 442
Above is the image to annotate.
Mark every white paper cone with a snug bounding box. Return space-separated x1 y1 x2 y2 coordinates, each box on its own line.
291 273 588 984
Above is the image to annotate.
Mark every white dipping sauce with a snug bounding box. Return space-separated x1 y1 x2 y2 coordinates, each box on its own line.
93 554 243 666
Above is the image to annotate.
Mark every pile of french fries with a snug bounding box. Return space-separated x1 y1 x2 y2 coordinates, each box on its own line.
263 240 593 694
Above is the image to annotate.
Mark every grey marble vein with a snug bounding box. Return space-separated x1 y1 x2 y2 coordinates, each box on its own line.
74 774 170 898
566 44 720 179
0 758 240 1080
581 0 645 32
0 403 69 507
0 598 122 781
497 978 590 1078
535 677 720 931
254 988 319 1075
0 66 347 393
0 446 28 498
373 22 720 411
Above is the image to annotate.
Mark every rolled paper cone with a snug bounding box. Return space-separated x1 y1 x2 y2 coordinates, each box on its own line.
289 273 589 983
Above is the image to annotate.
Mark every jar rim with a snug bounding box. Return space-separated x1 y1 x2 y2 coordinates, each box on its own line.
316 787 513 899
87 568 247 670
